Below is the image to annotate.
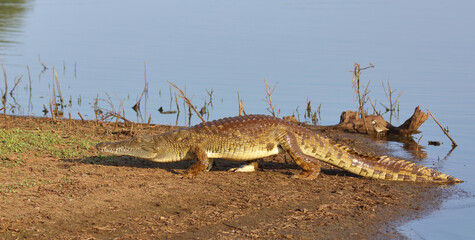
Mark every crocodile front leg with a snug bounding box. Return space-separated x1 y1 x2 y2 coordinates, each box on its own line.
183 146 210 178
279 131 321 180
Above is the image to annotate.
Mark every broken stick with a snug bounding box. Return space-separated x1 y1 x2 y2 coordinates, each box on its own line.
427 109 457 147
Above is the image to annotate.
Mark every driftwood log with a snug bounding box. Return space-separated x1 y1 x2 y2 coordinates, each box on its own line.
337 106 428 136
294 106 429 136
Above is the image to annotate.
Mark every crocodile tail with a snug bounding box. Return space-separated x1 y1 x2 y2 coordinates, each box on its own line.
352 154 462 183
319 142 462 184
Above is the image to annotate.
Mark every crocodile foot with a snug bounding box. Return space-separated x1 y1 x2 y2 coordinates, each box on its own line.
292 169 320 180
182 162 208 178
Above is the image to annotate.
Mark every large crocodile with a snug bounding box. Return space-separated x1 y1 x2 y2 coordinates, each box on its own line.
96 114 462 183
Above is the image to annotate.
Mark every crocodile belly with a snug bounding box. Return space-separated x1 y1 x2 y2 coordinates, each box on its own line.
206 145 282 161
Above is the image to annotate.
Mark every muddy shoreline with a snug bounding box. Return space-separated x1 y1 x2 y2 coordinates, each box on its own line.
0 115 457 239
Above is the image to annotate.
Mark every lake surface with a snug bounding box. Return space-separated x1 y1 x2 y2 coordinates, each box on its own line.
1 0 475 238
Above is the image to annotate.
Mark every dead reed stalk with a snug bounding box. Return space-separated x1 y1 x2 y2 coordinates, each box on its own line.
27 65 31 92
304 99 321 125
264 79 278 117
168 81 206 123
237 91 246 116
351 63 373 118
49 100 56 121
368 98 380 115
174 92 180 113
1 56 7 115
351 63 373 133
133 61 149 118
132 79 148 113
38 54 47 70
49 67 61 120
9 75 22 97
381 79 403 113
78 112 85 121
206 88 214 108
53 67 64 105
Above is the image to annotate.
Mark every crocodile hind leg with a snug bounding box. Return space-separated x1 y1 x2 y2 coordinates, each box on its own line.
279 132 321 180
183 146 210 178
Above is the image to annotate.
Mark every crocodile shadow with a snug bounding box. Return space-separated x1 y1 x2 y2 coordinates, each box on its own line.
63 156 360 179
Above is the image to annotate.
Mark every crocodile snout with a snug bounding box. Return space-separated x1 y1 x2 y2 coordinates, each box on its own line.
95 142 109 152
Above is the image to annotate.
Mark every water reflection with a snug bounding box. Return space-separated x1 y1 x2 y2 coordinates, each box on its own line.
0 0 33 53
376 135 428 160
376 133 458 167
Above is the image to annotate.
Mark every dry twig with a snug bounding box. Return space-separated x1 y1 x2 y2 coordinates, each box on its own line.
427 109 457 147
94 94 132 125
168 81 205 123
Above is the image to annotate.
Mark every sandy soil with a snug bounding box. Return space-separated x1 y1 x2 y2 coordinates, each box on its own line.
0 115 456 239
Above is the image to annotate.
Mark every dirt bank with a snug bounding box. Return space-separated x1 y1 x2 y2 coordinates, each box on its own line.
0 115 454 239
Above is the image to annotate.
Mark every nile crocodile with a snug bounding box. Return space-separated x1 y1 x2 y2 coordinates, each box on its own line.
96 114 462 183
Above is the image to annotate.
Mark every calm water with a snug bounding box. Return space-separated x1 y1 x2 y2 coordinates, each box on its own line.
1 0 475 238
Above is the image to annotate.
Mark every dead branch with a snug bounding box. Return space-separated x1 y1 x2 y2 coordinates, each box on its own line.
427 109 457 147
105 111 133 125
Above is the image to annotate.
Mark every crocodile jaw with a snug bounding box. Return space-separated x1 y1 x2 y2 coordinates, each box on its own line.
96 140 157 159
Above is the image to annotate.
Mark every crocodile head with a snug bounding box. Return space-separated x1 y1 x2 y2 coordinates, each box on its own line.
96 136 158 159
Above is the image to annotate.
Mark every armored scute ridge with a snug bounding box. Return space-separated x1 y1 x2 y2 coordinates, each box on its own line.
96 115 462 183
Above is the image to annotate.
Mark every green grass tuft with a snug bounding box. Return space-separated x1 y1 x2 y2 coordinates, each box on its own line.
0 128 98 161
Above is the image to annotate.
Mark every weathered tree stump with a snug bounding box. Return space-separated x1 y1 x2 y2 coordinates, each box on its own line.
335 106 428 136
